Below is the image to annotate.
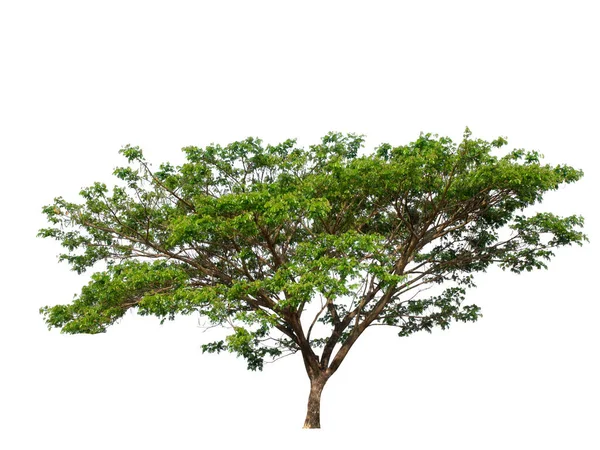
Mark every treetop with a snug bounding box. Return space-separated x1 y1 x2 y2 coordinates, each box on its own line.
39 130 586 371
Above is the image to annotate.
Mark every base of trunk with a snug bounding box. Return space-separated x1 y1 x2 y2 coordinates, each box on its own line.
302 418 321 429
303 377 327 428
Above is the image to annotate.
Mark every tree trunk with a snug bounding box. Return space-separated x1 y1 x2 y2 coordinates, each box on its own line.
303 376 327 429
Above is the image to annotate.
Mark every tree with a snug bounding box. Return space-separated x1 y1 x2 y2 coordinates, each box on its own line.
39 129 587 428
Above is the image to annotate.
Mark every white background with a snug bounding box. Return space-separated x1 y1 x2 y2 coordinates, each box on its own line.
1 1 598 448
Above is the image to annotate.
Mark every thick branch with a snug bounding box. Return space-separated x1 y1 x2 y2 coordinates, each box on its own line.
325 286 397 376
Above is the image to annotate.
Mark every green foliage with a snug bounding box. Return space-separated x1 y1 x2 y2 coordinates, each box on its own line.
39 130 587 372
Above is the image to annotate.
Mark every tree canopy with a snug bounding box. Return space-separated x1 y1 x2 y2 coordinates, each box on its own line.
39 129 587 427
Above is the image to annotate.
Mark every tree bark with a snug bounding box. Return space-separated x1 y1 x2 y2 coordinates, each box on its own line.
303 375 328 429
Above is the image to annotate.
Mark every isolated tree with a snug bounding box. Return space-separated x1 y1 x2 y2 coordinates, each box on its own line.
39 129 586 428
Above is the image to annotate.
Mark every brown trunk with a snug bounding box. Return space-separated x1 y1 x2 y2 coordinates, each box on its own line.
303 376 327 429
